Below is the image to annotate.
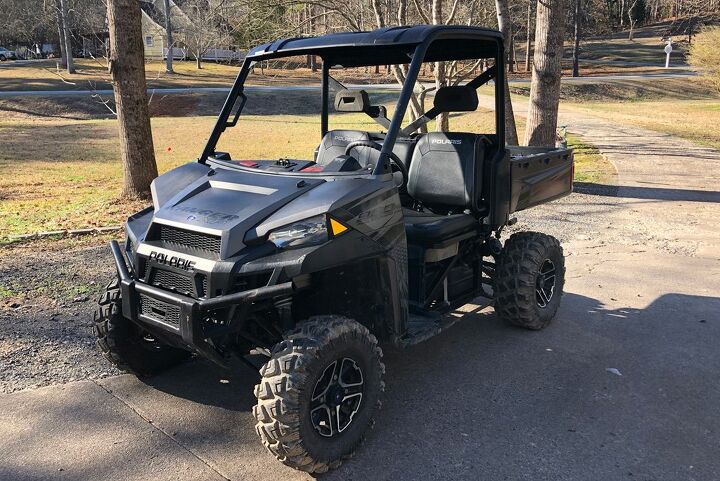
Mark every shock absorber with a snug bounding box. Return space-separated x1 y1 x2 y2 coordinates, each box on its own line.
274 296 294 332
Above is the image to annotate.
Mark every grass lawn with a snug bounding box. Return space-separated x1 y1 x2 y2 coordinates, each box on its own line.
0 105 608 242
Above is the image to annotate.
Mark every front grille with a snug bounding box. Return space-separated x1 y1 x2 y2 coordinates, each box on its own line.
158 225 221 254
139 294 181 326
151 269 195 296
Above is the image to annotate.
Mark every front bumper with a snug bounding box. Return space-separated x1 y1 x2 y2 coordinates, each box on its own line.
110 240 293 365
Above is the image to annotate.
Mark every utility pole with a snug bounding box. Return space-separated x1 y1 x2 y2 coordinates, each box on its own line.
164 0 174 73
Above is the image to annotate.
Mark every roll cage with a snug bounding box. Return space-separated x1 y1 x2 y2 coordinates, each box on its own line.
199 25 506 175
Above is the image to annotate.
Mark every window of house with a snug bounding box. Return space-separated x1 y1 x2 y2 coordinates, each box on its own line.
145 36 154 47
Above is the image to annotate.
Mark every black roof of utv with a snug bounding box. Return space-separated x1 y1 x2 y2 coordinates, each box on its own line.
246 25 503 67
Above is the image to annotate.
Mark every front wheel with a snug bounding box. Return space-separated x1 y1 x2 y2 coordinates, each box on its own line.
253 316 384 473
93 278 191 375
494 232 565 330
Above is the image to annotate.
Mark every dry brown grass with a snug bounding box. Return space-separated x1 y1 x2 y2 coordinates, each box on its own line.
566 99 720 149
688 27 720 94
1 99 614 242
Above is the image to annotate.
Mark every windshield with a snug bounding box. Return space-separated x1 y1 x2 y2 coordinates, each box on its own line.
207 51 499 173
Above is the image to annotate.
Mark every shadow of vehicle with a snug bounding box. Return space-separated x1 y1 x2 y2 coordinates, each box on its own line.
138 290 719 480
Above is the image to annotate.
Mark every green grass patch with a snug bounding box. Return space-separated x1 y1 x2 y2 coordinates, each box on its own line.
567 134 617 184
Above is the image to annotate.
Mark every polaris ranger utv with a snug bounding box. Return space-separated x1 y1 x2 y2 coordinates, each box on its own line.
94 25 573 473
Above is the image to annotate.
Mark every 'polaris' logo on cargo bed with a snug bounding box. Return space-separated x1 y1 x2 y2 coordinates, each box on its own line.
431 139 462 145
171 206 239 225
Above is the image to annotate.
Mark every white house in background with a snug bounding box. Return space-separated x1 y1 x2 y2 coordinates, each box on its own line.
139 0 241 62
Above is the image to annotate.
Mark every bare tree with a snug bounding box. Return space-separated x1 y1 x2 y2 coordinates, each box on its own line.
58 0 75 73
572 0 581 77
627 0 639 40
164 0 174 73
524 0 566 147
183 0 233 69
495 0 519 145
107 0 158 199
524 0 532 72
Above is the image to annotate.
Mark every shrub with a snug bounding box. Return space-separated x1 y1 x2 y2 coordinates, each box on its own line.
688 27 720 94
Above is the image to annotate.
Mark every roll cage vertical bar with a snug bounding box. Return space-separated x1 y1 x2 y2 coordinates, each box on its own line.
321 60 330 137
372 43 428 175
199 58 252 163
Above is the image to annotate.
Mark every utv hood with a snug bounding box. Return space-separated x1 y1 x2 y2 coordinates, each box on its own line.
150 164 324 258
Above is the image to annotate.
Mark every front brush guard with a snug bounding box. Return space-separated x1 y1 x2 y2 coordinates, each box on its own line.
110 240 293 366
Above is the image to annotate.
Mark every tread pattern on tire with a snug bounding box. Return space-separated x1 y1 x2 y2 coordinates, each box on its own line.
253 316 384 474
495 231 565 330
93 278 190 375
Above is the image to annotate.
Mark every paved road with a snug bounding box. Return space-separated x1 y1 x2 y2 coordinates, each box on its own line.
0 71 698 98
2 106 719 480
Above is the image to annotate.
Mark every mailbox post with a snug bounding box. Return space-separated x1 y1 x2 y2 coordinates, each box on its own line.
664 38 673 69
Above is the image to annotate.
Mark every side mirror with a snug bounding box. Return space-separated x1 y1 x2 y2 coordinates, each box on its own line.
334 89 370 112
433 85 478 112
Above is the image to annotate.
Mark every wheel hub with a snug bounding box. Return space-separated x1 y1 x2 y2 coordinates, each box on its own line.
536 259 556 308
310 357 364 437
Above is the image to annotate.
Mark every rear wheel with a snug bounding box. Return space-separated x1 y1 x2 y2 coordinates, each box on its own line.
93 278 191 375
494 232 565 330
253 316 384 473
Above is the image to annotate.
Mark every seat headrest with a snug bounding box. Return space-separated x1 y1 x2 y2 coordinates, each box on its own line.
408 133 484 211
321 130 370 149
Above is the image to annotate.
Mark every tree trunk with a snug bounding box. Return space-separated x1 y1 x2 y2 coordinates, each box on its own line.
432 0 449 132
59 0 75 73
495 0 519 145
196 54 202 69
510 36 517 73
524 0 566 147
524 1 532 72
107 0 158 199
627 0 638 41
572 0 581 77
54 0 68 69
163 0 174 73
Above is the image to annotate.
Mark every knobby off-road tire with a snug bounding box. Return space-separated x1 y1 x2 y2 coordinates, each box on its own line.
93 278 191 375
254 316 384 474
495 232 565 330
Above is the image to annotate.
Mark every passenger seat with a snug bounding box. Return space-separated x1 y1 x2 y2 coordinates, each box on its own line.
404 132 485 245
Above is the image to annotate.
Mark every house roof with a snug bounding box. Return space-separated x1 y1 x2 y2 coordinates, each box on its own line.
246 25 503 67
140 1 166 27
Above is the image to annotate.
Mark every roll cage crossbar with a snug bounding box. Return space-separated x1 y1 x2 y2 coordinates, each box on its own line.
199 25 506 175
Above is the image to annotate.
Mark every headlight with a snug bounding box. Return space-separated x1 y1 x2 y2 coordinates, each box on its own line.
268 215 328 249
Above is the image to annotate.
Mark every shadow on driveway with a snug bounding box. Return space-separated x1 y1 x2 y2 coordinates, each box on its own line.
126 291 720 481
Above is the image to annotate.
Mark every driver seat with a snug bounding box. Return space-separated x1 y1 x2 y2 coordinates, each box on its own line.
315 130 373 165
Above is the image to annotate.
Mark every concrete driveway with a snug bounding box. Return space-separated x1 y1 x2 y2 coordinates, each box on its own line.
2 108 719 480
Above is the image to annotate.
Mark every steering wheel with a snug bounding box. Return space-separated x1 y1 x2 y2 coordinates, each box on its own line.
344 140 409 188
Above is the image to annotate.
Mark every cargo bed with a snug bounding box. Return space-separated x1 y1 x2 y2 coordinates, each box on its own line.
508 146 574 213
